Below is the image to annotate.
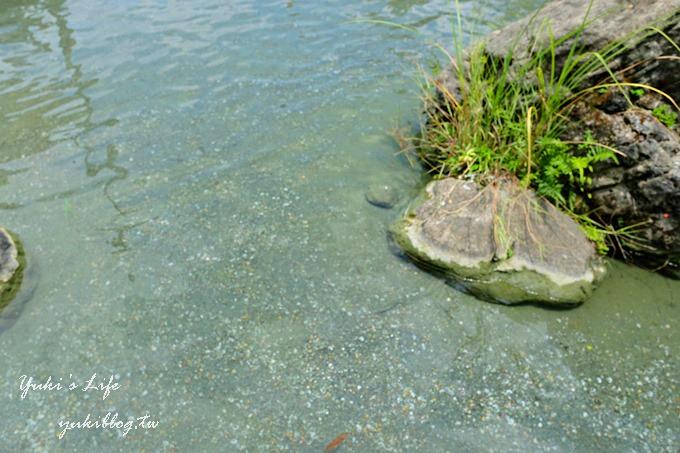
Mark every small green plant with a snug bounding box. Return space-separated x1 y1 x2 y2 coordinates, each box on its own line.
630 87 645 98
581 220 609 255
532 133 618 206
652 103 678 128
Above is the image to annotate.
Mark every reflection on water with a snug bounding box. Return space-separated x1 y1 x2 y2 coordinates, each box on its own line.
0 0 678 451
1 0 90 160
1 0 125 218
83 143 128 213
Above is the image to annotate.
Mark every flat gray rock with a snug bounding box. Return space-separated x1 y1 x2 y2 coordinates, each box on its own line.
392 178 607 305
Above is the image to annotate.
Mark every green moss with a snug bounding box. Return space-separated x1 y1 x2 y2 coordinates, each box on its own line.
652 103 678 128
630 87 645 99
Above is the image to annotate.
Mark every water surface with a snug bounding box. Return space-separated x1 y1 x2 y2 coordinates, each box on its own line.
0 0 678 451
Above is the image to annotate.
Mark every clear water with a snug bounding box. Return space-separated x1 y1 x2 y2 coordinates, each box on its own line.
0 0 678 451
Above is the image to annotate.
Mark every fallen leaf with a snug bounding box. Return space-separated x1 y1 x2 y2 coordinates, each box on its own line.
324 432 350 452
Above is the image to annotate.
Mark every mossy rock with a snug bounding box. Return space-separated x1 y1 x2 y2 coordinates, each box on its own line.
0 228 24 313
391 177 607 306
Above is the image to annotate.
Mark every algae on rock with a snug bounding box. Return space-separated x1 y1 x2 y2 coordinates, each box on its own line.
391 178 607 306
0 228 24 312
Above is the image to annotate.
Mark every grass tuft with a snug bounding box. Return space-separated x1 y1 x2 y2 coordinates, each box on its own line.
402 6 679 256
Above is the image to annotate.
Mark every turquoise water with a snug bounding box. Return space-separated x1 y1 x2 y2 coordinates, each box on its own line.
0 0 678 451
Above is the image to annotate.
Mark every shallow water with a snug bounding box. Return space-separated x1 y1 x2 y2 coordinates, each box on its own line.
0 0 678 451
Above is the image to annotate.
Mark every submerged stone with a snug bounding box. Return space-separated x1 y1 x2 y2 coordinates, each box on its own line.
365 183 400 209
391 178 607 306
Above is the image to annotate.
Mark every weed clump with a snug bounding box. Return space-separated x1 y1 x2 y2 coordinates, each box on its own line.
406 7 679 256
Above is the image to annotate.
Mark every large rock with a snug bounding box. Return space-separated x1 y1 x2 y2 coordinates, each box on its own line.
437 0 680 268
484 0 680 101
391 178 607 305
568 99 680 261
